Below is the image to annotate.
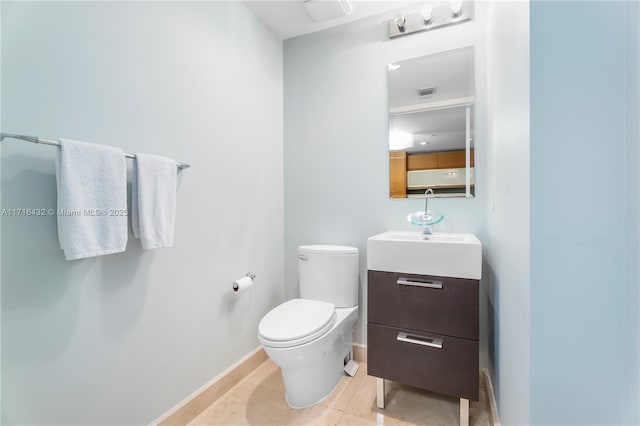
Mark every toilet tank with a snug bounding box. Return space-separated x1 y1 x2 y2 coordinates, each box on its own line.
298 245 359 308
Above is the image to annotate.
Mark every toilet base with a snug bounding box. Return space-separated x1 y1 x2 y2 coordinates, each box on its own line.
262 306 358 409
283 351 347 409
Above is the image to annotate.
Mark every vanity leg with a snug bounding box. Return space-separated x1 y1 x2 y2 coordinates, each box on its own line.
460 398 469 426
376 378 385 409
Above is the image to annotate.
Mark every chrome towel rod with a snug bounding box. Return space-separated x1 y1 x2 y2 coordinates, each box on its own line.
0 132 191 169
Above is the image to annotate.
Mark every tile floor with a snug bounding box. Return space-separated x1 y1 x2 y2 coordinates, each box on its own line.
189 360 491 426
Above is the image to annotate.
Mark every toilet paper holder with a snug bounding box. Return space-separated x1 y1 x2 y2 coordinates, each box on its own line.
232 271 256 292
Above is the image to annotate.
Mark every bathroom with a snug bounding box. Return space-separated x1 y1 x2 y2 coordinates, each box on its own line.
1 0 638 425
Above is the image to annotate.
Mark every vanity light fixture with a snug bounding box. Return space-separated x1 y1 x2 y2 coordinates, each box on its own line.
421 5 433 24
388 2 472 39
450 0 463 17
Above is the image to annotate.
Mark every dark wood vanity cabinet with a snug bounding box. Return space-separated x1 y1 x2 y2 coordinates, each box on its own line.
367 270 480 401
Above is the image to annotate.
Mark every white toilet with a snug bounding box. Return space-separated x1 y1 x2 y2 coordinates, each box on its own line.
258 244 359 409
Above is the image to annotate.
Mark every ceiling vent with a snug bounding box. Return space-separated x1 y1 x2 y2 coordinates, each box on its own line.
417 87 436 97
303 0 354 23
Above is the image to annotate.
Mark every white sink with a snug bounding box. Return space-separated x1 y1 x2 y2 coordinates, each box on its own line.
367 231 482 279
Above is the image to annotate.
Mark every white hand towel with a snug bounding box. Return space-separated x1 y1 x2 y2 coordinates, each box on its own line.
55 139 128 260
131 153 177 250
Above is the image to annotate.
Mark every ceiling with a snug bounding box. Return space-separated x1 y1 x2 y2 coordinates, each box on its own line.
244 0 422 40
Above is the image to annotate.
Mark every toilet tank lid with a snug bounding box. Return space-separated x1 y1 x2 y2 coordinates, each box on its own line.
299 245 358 255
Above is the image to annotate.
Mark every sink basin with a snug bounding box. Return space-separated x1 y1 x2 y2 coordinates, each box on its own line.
367 231 482 279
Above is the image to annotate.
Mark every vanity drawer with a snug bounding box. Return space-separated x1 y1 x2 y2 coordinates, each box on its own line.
368 323 479 401
368 270 478 340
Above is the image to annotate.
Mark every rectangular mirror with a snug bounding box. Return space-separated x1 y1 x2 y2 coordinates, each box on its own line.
388 47 475 198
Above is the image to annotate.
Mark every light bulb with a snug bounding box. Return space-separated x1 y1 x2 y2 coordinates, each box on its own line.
450 0 463 17
395 13 406 30
421 5 433 24
389 132 414 150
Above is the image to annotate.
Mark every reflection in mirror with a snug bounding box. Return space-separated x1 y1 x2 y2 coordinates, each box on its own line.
388 47 475 199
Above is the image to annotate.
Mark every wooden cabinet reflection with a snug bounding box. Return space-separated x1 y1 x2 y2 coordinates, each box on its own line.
389 149 474 198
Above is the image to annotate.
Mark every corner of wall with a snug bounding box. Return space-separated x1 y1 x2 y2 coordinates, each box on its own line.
485 1 530 424
624 1 640 423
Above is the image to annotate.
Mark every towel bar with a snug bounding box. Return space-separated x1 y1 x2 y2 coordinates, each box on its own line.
0 132 191 169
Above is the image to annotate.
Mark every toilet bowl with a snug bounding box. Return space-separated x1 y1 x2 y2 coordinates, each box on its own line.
258 245 359 409
259 300 358 408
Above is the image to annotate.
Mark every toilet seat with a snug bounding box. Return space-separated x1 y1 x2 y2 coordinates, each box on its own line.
259 299 337 348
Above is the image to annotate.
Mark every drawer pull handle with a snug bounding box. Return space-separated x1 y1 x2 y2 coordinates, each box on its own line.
397 332 443 349
397 277 443 289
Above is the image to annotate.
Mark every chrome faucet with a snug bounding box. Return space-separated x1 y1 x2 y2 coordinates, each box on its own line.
423 189 434 235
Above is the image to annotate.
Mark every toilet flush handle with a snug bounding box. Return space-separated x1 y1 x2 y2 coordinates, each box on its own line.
298 254 308 261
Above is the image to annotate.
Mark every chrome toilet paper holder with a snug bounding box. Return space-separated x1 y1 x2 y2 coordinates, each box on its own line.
232 271 257 292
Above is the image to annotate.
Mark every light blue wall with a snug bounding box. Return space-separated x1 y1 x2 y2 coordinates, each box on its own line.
485 2 530 424
1 2 283 424
530 2 627 424
283 4 489 355
3 2 638 425
625 1 640 424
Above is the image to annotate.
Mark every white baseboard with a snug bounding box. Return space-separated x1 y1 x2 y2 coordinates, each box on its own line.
481 368 500 426
353 343 367 363
152 346 267 426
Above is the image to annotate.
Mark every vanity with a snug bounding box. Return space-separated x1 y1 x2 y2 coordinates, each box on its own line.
367 231 482 426
376 41 481 425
